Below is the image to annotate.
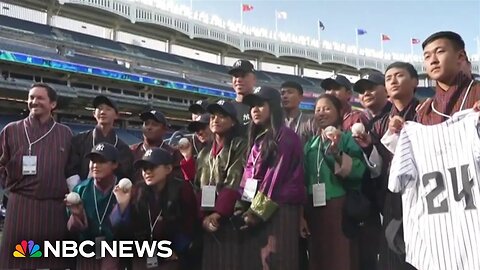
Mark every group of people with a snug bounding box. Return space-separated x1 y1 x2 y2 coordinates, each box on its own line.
0 30 479 270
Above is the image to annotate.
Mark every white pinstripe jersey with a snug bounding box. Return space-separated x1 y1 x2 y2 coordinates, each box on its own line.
389 110 480 270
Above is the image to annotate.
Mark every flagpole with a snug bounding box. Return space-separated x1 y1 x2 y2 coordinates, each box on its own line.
317 22 321 48
410 39 414 60
240 2 243 26
355 28 359 68
380 34 384 56
275 10 278 35
190 0 193 11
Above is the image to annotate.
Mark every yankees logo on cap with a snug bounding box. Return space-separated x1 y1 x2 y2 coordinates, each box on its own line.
135 147 174 169
206 100 238 121
96 144 105 151
86 142 119 162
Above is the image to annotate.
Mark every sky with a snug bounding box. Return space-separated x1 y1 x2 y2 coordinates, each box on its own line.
172 0 480 56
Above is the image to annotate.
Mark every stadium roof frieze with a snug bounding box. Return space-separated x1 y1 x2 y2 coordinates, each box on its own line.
51 0 426 73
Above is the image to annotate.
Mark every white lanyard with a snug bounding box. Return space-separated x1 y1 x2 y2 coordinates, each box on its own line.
294 112 303 133
431 79 474 119
142 141 165 152
148 207 163 240
23 119 56 155
251 147 261 176
93 182 115 233
92 129 118 148
207 142 232 185
316 137 331 183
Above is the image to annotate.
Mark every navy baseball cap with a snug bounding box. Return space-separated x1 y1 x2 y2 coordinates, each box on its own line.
188 100 209 114
134 148 174 169
188 113 210 132
85 143 119 162
207 100 237 120
321 75 352 91
243 86 281 107
228 59 255 76
353 73 385 93
93 95 119 113
140 110 169 126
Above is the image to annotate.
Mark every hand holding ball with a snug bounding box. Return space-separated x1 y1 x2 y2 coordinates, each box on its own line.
351 123 366 136
66 192 81 205
118 178 133 192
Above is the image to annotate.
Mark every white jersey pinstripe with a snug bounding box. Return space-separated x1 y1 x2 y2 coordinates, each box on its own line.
389 110 480 270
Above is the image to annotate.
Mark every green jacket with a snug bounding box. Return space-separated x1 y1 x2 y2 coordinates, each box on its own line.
194 137 247 217
304 131 366 200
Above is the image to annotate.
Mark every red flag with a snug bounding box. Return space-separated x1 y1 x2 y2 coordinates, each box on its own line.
411 38 420 44
382 34 391 41
242 4 254 12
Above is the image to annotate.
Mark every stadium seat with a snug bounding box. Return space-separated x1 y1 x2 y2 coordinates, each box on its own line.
0 15 53 36
57 28 126 52
67 54 130 72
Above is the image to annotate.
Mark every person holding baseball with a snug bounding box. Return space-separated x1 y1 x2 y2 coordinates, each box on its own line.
302 94 367 270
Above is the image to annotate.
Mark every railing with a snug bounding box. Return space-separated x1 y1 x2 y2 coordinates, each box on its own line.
57 0 443 73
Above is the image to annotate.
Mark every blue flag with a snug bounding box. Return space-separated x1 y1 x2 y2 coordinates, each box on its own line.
357 28 367 35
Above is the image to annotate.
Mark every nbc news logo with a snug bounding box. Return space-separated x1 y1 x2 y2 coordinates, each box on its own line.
13 240 42 258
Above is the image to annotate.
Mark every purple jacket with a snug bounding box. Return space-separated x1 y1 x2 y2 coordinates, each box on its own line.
240 125 306 205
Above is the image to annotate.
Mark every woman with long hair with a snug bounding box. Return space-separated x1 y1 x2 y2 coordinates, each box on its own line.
236 86 306 270
110 148 197 270
194 99 247 270
302 94 367 270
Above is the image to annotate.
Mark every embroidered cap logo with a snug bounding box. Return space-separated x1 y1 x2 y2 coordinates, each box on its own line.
331 74 337 80
96 144 105 151
145 149 153 157
150 110 156 114
254 87 261 93
217 100 225 105
362 74 370 80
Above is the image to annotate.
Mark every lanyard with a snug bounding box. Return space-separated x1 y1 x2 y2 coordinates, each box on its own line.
207 142 232 185
23 119 56 155
142 141 165 152
148 207 163 241
92 129 118 148
431 79 474 119
93 182 115 233
294 112 303 133
316 137 331 184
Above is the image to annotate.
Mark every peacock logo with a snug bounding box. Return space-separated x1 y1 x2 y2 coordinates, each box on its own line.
13 240 42 258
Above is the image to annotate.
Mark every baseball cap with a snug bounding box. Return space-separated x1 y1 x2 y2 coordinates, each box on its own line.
188 113 210 132
320 75 352 91
140 110 169 126
93 95 118 113
206 100 237 120
243 86 281 107
353 73 385 94
85 143 119 162
188 100 209 114
134 148 174 169
228 59 255 76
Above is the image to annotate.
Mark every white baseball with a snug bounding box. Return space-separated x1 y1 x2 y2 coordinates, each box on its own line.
351 123 366 136
324 126 338 137
178 138 190 147
118 178 133 192
66 192 81 205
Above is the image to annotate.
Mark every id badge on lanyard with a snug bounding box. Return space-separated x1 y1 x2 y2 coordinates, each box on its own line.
241 178 259 202
201 185 216 208
312 183 326 207
22 155 37 175
146 256 159 268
